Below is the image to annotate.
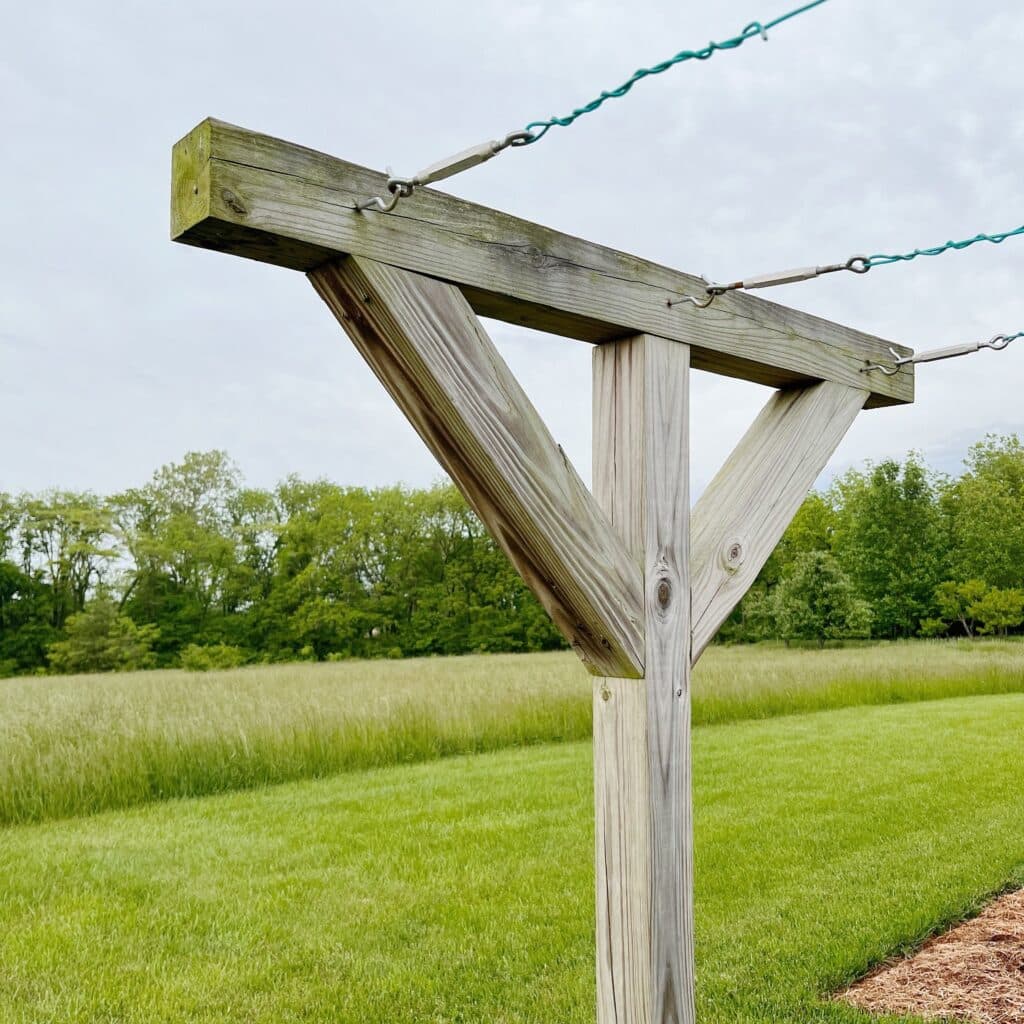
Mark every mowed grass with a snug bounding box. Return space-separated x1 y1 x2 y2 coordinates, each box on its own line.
2 694 1023 1023
1 641 1022 825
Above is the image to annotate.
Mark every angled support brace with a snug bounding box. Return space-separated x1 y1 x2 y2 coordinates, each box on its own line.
309 256 645 678
690 381 869 662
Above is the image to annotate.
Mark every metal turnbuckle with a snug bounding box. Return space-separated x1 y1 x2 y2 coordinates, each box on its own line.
356 129 536 213
861 332 1023 376
669 255 870 310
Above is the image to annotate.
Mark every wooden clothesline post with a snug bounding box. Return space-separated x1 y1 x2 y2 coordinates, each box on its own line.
170 118 914 1024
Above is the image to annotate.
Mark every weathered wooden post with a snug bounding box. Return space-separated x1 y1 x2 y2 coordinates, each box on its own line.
171 118 914 1023
593 335 694 1022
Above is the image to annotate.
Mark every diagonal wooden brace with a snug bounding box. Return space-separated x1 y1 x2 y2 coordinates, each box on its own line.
690 381 868 662
309 256 645 678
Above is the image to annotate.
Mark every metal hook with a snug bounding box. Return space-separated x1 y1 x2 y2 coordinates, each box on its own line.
861 346 906 376
668 291 717 310
668 275 726 309
356 178 413 214
983 333 1016 352
861 331 1022 375
501 129 537 148
669 255 872 311
356 190 402 214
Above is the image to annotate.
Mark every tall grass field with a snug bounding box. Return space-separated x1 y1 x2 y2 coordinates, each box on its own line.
2 640 1022 825
2 694 1023 1022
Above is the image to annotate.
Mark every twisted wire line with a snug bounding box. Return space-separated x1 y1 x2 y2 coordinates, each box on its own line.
867 225 1024 268
522 0 831 141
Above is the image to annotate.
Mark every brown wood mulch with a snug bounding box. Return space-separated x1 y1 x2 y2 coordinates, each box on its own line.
839 889 1024 1024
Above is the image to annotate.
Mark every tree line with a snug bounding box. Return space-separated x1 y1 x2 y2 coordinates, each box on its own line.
1 435 1022 675
722 434 1024 646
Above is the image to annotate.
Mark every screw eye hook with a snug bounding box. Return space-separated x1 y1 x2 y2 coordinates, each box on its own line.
356 191 400 214
861 361 899 377
861 347 906 377
356 177 414 214
669 275 725 310
669 292 717 309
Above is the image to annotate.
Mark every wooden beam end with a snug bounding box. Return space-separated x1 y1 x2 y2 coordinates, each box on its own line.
171 119 214 242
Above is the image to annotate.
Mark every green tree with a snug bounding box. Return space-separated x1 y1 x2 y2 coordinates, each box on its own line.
723 493 837 643
0 493 17 560
47 596 159 674
968 587 1024 637
16 492 116 630
830 456 949 638
113 452 247 658
933 579 988 637
764 493 836 585
946 435 1024 590
263 481 388 659
772 551 872 647
0 561 55 675
179 643 248 671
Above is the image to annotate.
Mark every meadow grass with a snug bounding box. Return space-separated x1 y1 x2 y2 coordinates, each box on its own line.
1 694 1023 1022
1 640 1022 826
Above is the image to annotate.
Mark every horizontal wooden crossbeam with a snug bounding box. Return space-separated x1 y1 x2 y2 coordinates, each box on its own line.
171 119 914 408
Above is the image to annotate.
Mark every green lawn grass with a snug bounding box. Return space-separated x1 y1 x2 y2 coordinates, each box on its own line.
2 694 1023 1022
2 641 1022 825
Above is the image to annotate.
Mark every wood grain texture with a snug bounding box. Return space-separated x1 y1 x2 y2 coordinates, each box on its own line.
690 381 868 663
310 256 644 678
171 118 914 408
593 336 694 1024
593 676 651 1024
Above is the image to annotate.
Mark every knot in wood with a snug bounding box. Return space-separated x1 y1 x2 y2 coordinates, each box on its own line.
720 538 745 574
525 245 547 269
220 188 248 216
656 578 672 609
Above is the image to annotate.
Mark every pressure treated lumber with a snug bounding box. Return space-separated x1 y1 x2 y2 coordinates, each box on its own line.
593 676 651 1023
593 335 694 1024
310 255 645 678
171 118 914 408
689 380 868 661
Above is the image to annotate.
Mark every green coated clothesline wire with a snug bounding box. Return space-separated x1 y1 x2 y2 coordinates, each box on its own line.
359 0 834 210
523 0 831 141
867 224 1024 267
674 220 1024 307
365 0 1022 297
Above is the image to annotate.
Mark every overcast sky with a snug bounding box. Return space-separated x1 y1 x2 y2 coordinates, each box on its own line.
2 0 1022 499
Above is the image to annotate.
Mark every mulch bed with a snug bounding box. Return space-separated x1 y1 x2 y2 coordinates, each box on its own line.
839 889 1024 1024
